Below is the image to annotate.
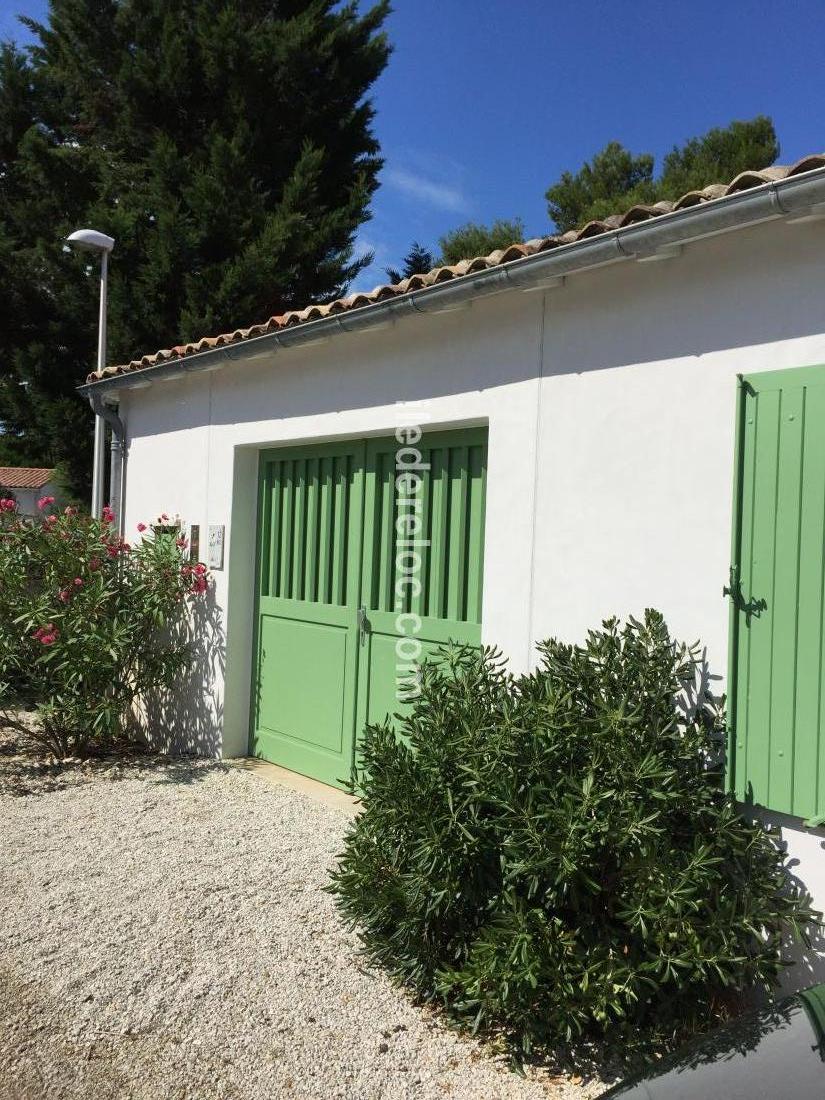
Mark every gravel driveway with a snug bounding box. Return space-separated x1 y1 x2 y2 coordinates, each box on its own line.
0 746 609 1100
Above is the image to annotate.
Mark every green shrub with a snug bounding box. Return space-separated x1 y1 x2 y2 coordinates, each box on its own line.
330 611 815 1057
0 497 208 757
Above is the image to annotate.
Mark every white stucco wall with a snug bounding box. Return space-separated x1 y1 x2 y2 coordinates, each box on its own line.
117 214 825 984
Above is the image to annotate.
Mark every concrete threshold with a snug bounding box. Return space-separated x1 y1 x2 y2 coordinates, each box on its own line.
233 757 359 813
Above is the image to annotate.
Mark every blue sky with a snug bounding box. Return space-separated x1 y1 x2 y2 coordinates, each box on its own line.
3 0 825 293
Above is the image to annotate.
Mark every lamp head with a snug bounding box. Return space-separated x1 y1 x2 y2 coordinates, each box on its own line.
66 229 115 253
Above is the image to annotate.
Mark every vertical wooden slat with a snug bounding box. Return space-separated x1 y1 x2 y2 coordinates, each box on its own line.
267 464 282 598
411 445 430 619
305 457 319 603
291 459 306 601
346 451 364 608
734 391 757 801
279 460 294 599
428 448 448 619
257 461 271 598
744 390 781 805
339 456 352 605
726 378 747 796
465 445 486 624
317 456 333 604
361 447 379 610
377 450 395 612
794 385 825 818
447 446 469 621
768 387 804 810
331 455 347 606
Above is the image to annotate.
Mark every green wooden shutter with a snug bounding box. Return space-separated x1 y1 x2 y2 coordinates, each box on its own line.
730 366 825 821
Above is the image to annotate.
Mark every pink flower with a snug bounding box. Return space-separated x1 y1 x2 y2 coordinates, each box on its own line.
64 506 77 516
0 498 17 512
45 514 57 525
190 576 208 595
37 496 55 511
89 557 101 571
137 522 147 533
160 513 169 521
101 505 115 524
73 577 83 587
58 588 70 603
193 563 206 576
175 536 187 548
33 623 58 644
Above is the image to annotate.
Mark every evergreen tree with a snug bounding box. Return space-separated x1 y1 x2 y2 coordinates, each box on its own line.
546 116 778 232
384 240 434 284
438 217 524 265
0 1 390 497
658 116 778 199
546 142 655 232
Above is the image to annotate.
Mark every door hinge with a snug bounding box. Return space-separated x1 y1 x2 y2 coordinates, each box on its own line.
722 564 739 599
357 605 369 646
723 565 767 622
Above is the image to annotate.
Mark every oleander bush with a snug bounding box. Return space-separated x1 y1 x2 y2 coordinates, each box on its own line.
0 496 208 757
330 611 815 1058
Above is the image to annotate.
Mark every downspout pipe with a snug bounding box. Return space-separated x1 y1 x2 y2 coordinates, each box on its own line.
89 392 126 538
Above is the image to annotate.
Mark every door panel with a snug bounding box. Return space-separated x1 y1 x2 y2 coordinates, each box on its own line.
359 613 480 729
251 441 365 788
356 429 487 732
731 368 825 820
257 612 348 752
251 429 488 788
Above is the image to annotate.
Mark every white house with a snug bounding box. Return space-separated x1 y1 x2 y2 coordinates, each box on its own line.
0 467 63 517
81 152 825 986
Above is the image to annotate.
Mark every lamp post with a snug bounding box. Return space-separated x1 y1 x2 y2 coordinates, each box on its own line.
66 228 115 518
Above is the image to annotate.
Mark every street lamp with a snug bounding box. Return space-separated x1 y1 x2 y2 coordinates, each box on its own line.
66 228 115 518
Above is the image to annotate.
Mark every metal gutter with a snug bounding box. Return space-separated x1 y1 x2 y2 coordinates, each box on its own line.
78 167 825 398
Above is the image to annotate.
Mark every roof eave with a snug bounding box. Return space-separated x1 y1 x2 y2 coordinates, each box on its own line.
78 166 825 398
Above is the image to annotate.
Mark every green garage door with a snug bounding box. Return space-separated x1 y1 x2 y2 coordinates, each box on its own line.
250 428 487 788
729 366 825 822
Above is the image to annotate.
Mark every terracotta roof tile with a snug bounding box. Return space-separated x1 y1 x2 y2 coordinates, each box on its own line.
0 467 55 489
89 152 825 384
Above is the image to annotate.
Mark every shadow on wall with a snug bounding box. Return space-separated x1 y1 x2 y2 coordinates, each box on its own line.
761 809 825 994
133 587 226 758
676 652 825 996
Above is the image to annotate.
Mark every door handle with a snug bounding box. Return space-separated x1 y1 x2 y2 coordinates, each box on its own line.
357 605 369 646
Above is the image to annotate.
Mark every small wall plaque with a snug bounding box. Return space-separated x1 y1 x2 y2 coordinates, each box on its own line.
207 524 225 570
189 523 200 564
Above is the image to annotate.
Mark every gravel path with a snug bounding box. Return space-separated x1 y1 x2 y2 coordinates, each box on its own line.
0 749 609 1100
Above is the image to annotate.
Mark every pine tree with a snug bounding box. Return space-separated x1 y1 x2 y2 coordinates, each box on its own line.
546 117 778 232
384 241 434 284
438 218 525 266
0 1 390 497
